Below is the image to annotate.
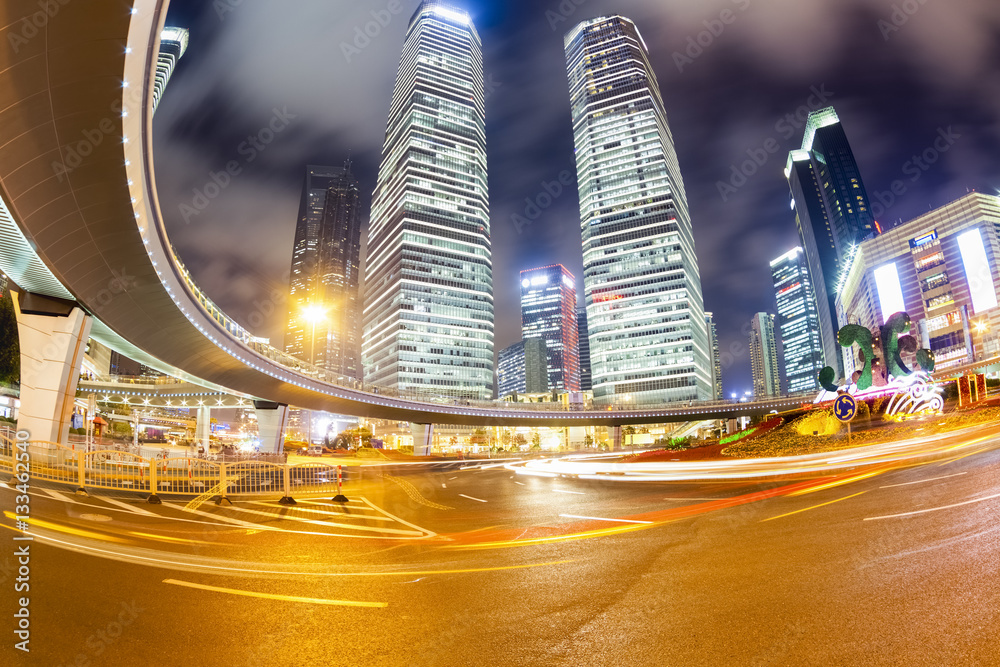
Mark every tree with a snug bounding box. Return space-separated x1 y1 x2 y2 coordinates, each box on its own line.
530 430 541 449
513 433 527 450
0 292 20 387
583 434 594 448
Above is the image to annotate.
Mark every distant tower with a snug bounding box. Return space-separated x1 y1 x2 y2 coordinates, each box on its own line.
520 265 579 392
771 248 828 393
577 307 592 392
363 1 494 399
785 107 876 378
286 163 363 379
705 312 722 399
497 339 548 397
153 27 189 113
565 15 710 406
749 313 780 397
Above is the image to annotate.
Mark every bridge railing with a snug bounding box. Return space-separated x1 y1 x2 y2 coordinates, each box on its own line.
0 436 351 501
166 247 822 415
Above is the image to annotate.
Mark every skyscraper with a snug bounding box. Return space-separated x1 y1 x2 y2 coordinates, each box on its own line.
286 163 363 379
577 306 592 392
363 1 494 399
565 15 711 406
749 313 781 397
520 265 580 392
496 338 548 398
705 312 722 399
785 107 877 377
153 27 189 113
771 247 829 393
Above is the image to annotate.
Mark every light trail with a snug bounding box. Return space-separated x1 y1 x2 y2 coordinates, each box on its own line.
162 579 388 608
863 491 1000 521
880 472 967 488
559 514 653 525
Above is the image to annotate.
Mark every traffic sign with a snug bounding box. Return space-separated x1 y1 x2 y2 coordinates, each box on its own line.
833 394 857 422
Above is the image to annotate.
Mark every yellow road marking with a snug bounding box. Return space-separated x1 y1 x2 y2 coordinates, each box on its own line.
760 491 866 522
787 471 884 496
162 579 387 608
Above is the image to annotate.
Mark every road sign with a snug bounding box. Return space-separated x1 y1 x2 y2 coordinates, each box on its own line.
833 394 857 422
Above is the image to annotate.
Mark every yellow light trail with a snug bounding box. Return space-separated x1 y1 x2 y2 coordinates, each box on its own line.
3 511 129 544
162 579 387 608
445 521 661 550
760 491 866 522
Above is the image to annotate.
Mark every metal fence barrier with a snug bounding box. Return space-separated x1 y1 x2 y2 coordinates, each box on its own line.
0 436 352 503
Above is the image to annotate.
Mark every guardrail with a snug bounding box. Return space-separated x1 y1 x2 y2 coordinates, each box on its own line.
0 434 346 503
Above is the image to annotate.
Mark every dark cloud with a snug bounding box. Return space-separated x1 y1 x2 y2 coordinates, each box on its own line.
156 0 1000 395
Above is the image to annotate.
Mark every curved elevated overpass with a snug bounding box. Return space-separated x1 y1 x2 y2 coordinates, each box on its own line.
2 0 972 430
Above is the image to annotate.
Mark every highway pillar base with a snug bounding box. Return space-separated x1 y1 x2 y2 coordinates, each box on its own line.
213 496 232 506
332 494 349 503
146 494 162 505
278 496 297 505
75 488 88 496
254 401 289 455
410 423 434 456
612 425 622 452
11 292 93 445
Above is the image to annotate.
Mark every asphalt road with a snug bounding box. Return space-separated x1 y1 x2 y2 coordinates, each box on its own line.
1 430 999 666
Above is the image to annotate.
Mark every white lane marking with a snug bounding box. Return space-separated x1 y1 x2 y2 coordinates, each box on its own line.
41 488 76 503
246 501 393 521
553 489 585 495
513 481 526 486
448 477 458 481
458 494 487 503
559 514 653 525
98 496 161 518
864 491 1000 521
293 499 378 511
210 505 424 536
176 504 267 528
359 497 437 538
879 471 967 489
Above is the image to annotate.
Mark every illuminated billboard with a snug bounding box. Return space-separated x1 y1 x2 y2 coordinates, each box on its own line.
957 228 998 314
874 263 905 323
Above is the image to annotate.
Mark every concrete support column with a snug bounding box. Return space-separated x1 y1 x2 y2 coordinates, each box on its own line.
13 293 92 444
611 425 622 452
195 406 212 451
254 401 288 455
410 423 434 456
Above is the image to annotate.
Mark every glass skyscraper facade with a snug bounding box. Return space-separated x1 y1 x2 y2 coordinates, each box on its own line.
496 338 547 398
785 107 876 378
771 247 828 393
286 163 363 380
153 27 189 113
565 15 710 406
363 1 494 399
749 312 780 397
520 265 580 392
577 306 592 392
705 312 722 399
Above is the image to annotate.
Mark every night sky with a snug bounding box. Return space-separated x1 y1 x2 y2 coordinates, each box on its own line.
154 0 1000 397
